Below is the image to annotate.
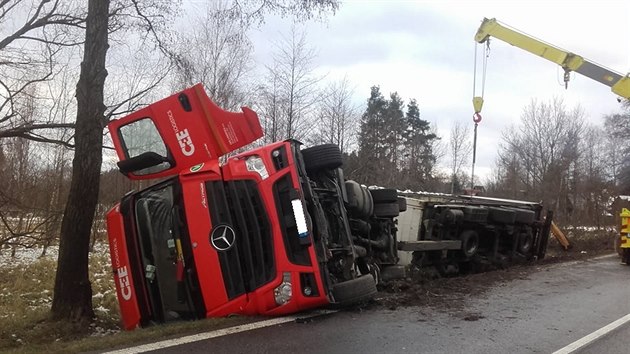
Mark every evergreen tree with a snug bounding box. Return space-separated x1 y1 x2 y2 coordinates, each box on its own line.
383 92 405 186
356 86 387 184
402 98 436 190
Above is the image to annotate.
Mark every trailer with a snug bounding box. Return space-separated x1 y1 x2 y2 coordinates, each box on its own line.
396 193 553 276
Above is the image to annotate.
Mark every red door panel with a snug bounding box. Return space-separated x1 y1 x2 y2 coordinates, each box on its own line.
108 83 263 180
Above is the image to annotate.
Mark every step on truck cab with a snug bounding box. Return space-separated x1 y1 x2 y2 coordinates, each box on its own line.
106 84 388 330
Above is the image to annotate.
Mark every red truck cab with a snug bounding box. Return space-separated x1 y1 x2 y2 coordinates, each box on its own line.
106 85 380 329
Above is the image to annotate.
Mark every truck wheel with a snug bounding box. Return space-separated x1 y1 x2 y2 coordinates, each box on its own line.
301 144 342 172
623 249 630 265
344 180 364 214
460 230 479 258
369 189 398 203
397 197 407 212
331 274 377 306
373 202 399 218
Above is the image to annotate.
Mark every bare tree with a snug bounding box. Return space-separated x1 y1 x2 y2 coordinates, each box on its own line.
0 0 85 144
310 76 358 153
257 64 283 144
495 97 584 220
448 121 471 194
259 26 322 141
577 125 610 226
603 111 630 190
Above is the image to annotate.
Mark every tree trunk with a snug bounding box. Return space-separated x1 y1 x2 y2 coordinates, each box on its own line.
51 0 110 323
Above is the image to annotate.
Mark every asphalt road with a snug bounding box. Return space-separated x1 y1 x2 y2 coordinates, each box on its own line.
119 255 630 354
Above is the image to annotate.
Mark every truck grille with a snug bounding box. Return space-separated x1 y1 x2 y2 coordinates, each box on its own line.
205 180 275 300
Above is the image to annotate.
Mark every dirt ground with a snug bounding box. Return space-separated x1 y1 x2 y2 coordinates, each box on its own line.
369 228 620 314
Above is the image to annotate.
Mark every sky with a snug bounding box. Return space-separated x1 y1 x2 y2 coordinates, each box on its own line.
246 0 630 183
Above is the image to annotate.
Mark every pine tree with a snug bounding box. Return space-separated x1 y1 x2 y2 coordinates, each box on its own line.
383 92 405 186
356 86 387 184
402 98 436 190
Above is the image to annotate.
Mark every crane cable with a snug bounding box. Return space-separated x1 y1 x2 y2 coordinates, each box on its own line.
470 40 490 194
472 40 490 120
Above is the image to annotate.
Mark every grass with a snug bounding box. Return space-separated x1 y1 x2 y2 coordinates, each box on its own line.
0 245 259 353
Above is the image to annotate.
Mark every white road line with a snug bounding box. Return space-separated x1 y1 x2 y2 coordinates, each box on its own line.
552 253 617 268
552 313 630 354
104 310 337 354
590 253 618 261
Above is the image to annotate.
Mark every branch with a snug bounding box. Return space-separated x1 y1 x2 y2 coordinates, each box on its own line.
0 122 75 147
17 35 85 47
129 0 179 61
0 0 86 50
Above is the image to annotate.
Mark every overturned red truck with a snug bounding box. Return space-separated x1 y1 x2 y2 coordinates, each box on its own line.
106 84 552 330
106 84 401 329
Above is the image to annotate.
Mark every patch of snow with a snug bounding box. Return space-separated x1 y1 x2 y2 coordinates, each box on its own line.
95 305 109 313
0 242 110 268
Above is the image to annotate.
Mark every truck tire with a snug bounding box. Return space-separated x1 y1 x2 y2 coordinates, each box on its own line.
344 180 363 213
623 248 630 266
373 202 399 218
460 230 479 258
331 274 377 305
397 197 407 212
344 181 373 219
301 144 342 172
369 188 398 203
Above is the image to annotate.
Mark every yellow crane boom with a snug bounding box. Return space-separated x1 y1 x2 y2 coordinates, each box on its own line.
474 18 630 100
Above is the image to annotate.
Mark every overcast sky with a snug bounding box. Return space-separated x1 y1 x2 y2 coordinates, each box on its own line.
246 0 630 183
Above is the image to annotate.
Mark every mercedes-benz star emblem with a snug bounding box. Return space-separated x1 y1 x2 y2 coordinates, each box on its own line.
210 225 236 252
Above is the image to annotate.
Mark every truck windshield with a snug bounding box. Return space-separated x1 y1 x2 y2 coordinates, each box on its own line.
134 182 191 321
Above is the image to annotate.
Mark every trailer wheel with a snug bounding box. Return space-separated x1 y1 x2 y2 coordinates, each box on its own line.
373 202 399 218
460 230 479 258
369 189 398 203
331 274 377 306
301 144 343 172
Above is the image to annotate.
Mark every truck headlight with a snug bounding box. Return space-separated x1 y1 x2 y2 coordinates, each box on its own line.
274 272 292 305
245 155 269 179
